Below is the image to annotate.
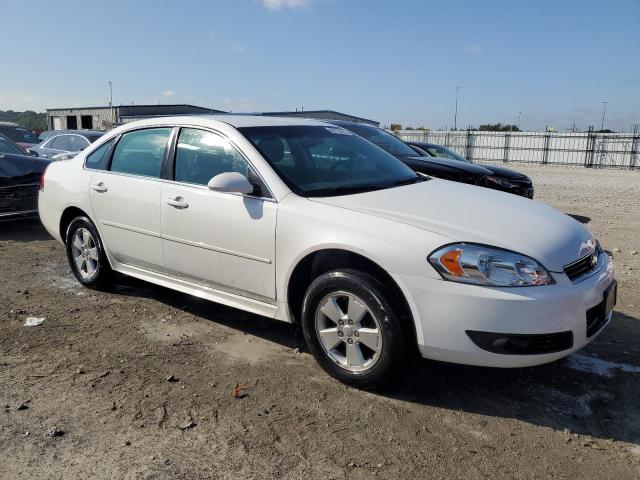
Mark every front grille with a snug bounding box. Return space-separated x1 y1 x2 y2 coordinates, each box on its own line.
0 185 39 215
466 330 573 355
564 247 600 281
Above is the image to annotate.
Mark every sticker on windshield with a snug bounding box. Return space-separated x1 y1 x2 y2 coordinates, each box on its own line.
325 127 353 135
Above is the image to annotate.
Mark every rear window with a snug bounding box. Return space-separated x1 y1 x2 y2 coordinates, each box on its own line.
110 128 171 178
0 126 39 144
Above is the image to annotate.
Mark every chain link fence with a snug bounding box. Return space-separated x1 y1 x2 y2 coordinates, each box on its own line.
397 127 640 169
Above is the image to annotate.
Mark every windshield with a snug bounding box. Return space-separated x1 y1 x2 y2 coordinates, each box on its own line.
239 125 422 197
425 145 470 163
0 135 27 156
339 124 418 158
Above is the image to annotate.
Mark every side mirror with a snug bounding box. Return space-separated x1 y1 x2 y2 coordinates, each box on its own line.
28 150 39 157
207 172 253 195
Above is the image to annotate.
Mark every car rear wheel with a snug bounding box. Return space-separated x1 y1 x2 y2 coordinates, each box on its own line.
301 269 408 389
65 216 113 289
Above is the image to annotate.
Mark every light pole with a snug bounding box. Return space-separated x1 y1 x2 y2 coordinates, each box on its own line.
454 86 460 130
108 81 114 125
600 101 609 132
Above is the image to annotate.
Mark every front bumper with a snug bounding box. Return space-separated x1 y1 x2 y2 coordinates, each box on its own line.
394 253 615 367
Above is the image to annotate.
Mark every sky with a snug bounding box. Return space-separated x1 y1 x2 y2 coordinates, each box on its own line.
1 0 639 131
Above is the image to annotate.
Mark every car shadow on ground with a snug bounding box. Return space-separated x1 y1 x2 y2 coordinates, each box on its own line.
0 219 53 242
113 276 300 350
111 274 640 446
384 310 640 446
566 213 591 224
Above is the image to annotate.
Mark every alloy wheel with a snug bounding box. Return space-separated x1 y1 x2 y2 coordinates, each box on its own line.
71 228 99 280
315 291 383 372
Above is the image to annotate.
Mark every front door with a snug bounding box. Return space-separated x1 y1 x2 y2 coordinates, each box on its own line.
89 127 172 273
160 127 277 301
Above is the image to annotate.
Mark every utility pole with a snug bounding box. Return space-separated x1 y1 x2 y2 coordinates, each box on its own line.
601 101 609 132
517 112 522 131
108 81 114 125
454 86 460 130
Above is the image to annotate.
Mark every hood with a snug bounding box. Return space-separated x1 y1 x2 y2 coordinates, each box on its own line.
482 164 530 181
0 153 50 187
311 179 592 272
402 155 493 176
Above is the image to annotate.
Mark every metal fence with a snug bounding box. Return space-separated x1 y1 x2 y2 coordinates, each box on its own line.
397 127 640 169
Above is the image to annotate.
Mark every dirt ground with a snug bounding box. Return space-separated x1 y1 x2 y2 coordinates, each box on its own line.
1 165 639 480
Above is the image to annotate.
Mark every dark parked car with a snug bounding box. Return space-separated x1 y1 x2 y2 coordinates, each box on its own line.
327 121 493 187
407 141 534 199
30 130 105 159
0 133 50 221
0 123 41 150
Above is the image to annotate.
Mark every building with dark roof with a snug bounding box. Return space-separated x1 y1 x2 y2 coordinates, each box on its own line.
259 110 379 126
46 104 226 131
46 105 379 131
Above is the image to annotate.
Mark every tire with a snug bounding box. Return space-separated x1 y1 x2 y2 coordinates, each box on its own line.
301 269 408 389
65 216 114 289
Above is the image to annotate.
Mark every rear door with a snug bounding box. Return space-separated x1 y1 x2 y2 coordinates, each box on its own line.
88 127 173 273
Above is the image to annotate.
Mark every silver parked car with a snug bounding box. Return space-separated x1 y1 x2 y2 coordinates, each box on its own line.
30 130 105 159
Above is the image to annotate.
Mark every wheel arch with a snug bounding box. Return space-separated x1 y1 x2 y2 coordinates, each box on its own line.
286 247 419 356
59 206 92 242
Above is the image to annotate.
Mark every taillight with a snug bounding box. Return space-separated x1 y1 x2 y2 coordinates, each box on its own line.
39 166 48 191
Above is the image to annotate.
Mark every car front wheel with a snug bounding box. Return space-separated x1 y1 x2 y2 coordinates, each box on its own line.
301 269 408 389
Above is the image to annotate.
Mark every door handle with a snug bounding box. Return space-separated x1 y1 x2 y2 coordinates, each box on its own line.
41 154 48 158
90 182 107 193
165 197 189 209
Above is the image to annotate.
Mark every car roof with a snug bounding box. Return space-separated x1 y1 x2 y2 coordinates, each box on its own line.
326 119 379 129
407 141 439 147
45 130 106 136
114 114 331 131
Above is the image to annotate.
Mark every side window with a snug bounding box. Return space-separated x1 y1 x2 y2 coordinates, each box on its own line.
50 135 73 151
174 128 250 186
110 128 171 178
71 135 90 151
85 139 116 170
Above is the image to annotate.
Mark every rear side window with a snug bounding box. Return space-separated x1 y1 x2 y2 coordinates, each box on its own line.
85 139 116 170
174 128 249 185
110 128 171 178
50 135 73 151
70 135 90 151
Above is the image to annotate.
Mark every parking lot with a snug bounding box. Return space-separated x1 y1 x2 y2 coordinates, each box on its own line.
1 164 639 479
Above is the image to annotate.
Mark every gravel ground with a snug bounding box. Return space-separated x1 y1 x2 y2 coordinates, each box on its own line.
1 165 639 479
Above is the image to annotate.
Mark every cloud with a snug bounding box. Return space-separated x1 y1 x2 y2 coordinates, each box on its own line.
462 45 484 56
162 90 175 97
229 42 246 54
261 0 312 10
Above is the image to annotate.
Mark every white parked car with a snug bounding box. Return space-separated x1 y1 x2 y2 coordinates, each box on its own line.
39 116 616 388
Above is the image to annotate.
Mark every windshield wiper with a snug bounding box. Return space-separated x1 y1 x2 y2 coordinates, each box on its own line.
386 176 428 188
307 184 386 197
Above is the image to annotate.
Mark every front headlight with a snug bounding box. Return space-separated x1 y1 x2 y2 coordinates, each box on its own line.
429 243 554 287
486 176 517 188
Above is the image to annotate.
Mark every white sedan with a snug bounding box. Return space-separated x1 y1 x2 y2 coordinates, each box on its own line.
38 116 616 388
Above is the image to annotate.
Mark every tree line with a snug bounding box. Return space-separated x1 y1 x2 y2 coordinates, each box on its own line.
0 110 47 132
